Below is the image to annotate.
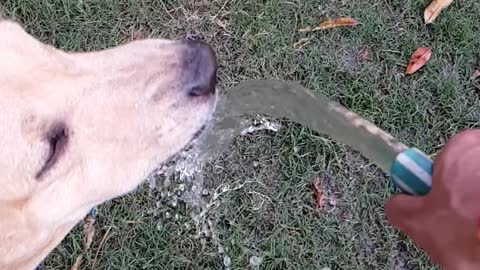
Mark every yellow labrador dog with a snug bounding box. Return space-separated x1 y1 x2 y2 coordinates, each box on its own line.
0 20 217 270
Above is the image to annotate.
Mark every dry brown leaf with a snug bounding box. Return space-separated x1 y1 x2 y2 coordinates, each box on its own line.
477 218 480 241
83 216 96 250
69 215 96 270
70 254 83 270
312 177 324 209
316 17 359 30
298 26 313 33
424 0 453 24
359 47 371 62
298 17 358 33
293 38 312 50
92 227 112 270
405 47 432 75
472 70 480 80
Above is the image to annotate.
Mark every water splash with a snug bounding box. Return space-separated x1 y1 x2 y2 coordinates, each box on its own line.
148 79 408 268
148 103 282 269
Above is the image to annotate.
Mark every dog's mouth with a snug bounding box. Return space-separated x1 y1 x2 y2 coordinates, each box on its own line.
187 88 218 145
190 124 207 143
156 85 218 173
154 124 208 173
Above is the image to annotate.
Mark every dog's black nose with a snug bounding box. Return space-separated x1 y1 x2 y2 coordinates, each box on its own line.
182 40 217 97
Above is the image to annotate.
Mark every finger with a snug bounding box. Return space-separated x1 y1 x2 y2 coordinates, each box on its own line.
434 129 480 172
385 194 424 232
431 129 480 197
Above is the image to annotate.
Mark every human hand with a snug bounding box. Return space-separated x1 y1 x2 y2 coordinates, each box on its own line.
385 129 480 270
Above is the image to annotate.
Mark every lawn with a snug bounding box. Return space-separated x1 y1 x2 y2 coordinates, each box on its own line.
2 0 480 269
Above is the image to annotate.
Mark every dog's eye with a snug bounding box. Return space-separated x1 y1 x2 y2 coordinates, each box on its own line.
35 122 69 180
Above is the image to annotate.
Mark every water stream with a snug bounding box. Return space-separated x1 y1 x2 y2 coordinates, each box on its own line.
151 79 410 269
200 79 407 173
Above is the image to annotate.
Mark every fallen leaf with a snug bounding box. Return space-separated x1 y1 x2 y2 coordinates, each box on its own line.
70 254 83 270
298 26 313 33
424 0 453 24
477 217 480 241
316 18 359 30
69 215 95 270
312 177 324 209
405 47 432 75
293 38 312 50
359 47 371 62
298 17 358 32
472 70 480 80
83 216 96 250
92 227 112 269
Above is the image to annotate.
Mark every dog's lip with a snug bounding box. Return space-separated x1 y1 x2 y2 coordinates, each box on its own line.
192 124 207 141
159 88 216 167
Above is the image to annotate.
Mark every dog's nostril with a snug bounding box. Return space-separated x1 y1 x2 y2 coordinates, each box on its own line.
183 40 217 97
189 84 216 97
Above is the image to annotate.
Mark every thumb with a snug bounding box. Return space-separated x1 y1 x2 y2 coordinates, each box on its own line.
385 194 425 233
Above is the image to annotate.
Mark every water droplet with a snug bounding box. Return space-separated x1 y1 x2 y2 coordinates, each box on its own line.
249 256 263 266
329 198 336 206
223 256 231 267
169 199 178 208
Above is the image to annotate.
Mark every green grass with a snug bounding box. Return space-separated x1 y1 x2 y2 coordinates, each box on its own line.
2 0 480 269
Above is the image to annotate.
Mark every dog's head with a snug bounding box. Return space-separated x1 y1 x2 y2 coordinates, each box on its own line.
0 20 217 269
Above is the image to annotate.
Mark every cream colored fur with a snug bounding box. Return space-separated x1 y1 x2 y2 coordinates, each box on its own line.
0 20 216 270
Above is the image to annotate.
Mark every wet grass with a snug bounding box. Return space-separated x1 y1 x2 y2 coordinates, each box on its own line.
2 0 480 269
